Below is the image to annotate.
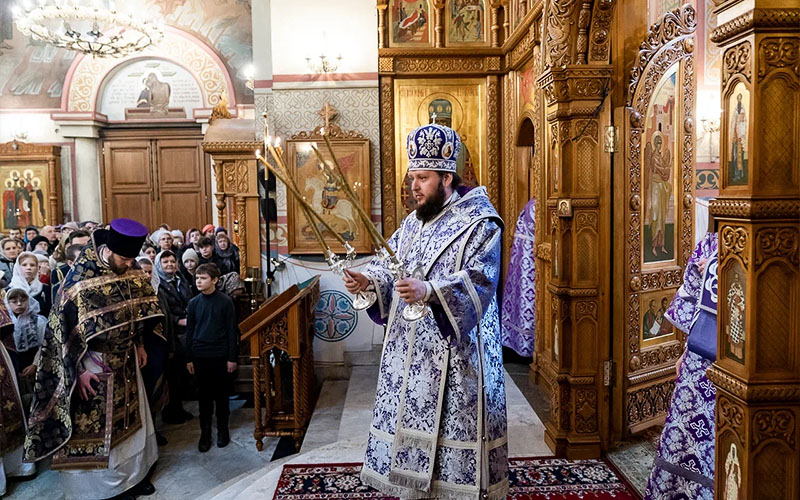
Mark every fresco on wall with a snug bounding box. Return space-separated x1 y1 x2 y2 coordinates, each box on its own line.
99 59 204 121
0 0 252 110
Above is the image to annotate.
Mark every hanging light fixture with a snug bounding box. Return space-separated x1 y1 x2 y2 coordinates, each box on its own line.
11 0 164 58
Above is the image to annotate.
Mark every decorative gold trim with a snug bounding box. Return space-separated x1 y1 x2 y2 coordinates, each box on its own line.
710 8 800 43
627 6 697 107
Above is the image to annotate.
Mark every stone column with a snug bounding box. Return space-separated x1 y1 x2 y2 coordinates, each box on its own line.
706 2 800 498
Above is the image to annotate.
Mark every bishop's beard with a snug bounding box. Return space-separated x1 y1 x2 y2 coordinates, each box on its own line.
415 178 447 223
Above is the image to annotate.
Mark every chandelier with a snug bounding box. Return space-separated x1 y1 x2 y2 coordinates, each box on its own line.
306 54 342 74
12 1 164 58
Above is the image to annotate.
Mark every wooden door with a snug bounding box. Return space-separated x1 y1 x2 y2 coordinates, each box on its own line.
101 128 210 231
611 8 696 438
154 139 209 232
102 140 157 228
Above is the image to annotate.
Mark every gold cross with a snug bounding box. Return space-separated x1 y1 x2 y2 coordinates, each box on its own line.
318 102 338 131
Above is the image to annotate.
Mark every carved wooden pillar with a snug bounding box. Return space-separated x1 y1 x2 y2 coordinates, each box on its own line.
490 3 501 47
377 3 387 49
202 119 263 275
433 1 445 48
213 160 227 224
538 63 612 458
706 2 800 498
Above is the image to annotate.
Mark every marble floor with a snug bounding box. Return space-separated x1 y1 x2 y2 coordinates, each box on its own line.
5 360 654 499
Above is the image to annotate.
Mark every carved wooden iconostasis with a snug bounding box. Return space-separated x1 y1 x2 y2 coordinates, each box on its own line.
0 141 63 230
612 6 697 438
379 0 616 459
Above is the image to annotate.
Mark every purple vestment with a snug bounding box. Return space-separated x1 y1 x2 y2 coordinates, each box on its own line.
645 232 718 500
501 198 536 357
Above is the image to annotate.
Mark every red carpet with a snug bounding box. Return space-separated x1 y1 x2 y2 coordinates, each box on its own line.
273 457 641 499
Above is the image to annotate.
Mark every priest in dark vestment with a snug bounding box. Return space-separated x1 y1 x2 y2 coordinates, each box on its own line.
24 219 164 500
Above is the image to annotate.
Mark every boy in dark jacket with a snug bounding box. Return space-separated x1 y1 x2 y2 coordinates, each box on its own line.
185 263 239 452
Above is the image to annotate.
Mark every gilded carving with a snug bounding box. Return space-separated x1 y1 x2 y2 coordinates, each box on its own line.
758 37 800 81
487 77 500 210
752 409 796 448
720 225 749 269
755 227 799 267
709 199 800 219
380 78 397 236
722 41 752 88
626 380 674 427
379 57 394 72
711 9 800 43
575 212 597 230
575 388 597 433
545 0 578 68
575 0 592 64
394 57 486 73
588 0 613 62
261 314 289 352
719 394 746 447
627 6 696 107
707 365 800 402
575 300 597 321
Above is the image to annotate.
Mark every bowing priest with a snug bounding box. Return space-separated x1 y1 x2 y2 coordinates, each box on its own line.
24 218 163 500
344 123 508 500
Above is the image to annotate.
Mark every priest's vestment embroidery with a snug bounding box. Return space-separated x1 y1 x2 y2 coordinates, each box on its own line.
361 186 508 500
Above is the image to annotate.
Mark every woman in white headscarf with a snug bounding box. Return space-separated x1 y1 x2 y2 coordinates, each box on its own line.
10 252 50 316
0 290 37 494
3 287 47 379
150 229 173 253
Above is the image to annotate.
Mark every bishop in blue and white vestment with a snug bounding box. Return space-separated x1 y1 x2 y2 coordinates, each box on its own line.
349 124 508 500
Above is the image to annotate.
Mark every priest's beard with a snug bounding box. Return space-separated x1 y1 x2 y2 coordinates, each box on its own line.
415 178 447 223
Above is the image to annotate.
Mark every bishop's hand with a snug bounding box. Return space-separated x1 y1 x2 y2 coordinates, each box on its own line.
343 270 369 294
395 278 426 304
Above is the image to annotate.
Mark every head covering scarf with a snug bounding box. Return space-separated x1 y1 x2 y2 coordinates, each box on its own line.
149 228 170 246
4 288 47 352
29 235 50 253
23 226 38 244
170 229 184 241
136 255 160 294
10 252 43 299
182 248 199 265
215 232 235 258
0 237 17 262
61 221 80 233
202 224 215 235
153 250 179 291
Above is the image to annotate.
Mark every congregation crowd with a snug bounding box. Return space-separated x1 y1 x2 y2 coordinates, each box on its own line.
0 220 248 498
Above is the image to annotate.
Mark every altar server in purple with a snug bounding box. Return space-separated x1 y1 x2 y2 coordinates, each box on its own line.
644 231 718 500
501 198 536 356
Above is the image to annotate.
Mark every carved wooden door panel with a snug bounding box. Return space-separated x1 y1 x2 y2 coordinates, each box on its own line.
155 138 210 232
102 140 157 229
612 6 697 436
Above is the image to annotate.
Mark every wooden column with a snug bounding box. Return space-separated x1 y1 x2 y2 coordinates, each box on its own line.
706 2 800 498
538 64 612 458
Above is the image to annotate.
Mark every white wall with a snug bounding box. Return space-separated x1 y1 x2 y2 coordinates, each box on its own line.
270 0 377 76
